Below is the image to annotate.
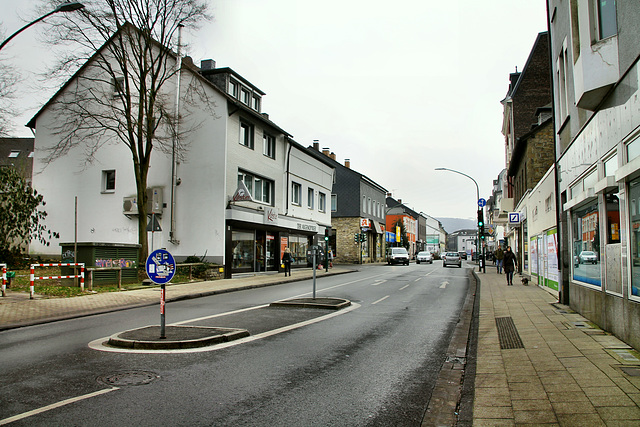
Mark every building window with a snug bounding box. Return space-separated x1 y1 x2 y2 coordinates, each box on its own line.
307 188 314 209
319 192 326 212
363 196 367 213
629 178 640 299
331 194 337 212
596 0 617 40
263 133 275 159
571 200 601 287
557 42 569 121
604 154 618 177
237 170 273 204
229 80 238 98
240 120 254 149
102 170 116 193
292 182 301 206
241 89 251 105
112 77 124 96
252 96 260 111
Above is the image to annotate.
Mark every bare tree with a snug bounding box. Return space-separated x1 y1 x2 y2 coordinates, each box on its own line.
0 26 20 137
36 0 211 262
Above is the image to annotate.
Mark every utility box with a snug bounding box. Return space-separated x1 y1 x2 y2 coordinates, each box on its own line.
60 242 141 286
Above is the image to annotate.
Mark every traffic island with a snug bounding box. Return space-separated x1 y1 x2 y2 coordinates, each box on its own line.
107 325 250 350
269 297 351 310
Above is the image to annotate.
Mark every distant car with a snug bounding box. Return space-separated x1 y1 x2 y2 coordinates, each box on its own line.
458 251 467 260
416 251 433 264
578 250 598 264
387 247 410 265
443 251 462 268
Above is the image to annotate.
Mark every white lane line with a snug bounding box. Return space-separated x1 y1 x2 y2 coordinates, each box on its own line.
372 296 389 305
371 280 387 286
89 303 361 354
399 284 410 290
425 270 438 277
0 388 118 426
414 278 421 282
173 304 268 325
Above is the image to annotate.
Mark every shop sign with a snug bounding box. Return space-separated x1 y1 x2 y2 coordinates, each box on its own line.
264 207 278 224
360 218 371 228
297 223 317 232
232 181 254 202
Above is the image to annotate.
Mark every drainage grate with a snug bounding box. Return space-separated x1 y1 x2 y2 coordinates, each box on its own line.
97 370 159 387
495 317 525 349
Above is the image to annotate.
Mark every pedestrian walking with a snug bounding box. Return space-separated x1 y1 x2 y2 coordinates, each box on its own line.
282 247 293 276
328 249 334 268
495 246 504 274
503 246 517 286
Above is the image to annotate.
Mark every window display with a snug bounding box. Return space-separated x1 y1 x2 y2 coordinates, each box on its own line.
572 200 602 286
629 178 640 296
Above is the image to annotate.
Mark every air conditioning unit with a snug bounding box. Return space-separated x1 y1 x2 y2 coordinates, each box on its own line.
123 196 138 215
147 187 164 214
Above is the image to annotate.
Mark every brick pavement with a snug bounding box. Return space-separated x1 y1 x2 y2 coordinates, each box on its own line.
473 267 640 426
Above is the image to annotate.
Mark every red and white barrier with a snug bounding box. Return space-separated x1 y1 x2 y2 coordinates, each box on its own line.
1 264 6 297
30 263 85 300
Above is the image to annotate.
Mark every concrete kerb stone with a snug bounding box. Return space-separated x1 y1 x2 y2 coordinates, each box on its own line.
107 325 250 350
269 297 351 310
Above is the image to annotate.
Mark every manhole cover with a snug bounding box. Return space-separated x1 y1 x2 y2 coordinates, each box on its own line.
97 371 159 387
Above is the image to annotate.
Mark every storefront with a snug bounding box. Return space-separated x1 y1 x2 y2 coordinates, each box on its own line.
225 206 323 277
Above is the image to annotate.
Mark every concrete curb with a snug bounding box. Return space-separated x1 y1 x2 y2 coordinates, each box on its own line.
107 325 250 350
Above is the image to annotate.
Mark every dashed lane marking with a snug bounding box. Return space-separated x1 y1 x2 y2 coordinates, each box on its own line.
372 296 389 305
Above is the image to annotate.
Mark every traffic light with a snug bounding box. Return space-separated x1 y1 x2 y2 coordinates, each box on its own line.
477 210 484 228
354 232 359 243
324 228 330 242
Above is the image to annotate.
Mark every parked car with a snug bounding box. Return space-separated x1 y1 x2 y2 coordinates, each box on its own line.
458 251 467 260
443 251 462 268
578 250 598 264
416 251 433 264
387 247 410 265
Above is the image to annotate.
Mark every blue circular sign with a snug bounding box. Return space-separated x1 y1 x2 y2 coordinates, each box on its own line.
146 249 176 284
478 198 487 207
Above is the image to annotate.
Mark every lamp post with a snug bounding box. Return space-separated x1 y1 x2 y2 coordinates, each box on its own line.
0 3 85 52
435 167 485 273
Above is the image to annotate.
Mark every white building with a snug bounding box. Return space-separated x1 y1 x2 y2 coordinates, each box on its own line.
548 0 640 349
27 31 334 277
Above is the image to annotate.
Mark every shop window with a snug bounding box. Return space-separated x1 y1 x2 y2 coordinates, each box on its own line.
571 200 602 286
629 178 640 297
232 230 254 270
288 234 309 266
606 190 620 244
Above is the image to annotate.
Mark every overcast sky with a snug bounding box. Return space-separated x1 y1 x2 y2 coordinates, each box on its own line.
1 0 548 223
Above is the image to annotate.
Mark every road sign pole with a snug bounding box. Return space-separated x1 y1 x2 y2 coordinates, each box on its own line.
160 283 166 339
312 251 317 299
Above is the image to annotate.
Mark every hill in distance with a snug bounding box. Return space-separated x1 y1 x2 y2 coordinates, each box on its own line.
437 217 476 234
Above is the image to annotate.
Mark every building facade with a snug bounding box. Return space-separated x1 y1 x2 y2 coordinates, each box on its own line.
548 0 640 348
27 31 334 278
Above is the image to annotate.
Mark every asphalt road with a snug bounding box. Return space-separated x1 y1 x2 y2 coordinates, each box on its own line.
0 261 472 426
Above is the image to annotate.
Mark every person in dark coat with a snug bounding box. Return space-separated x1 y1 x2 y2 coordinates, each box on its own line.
495 246 504 274
282 247 294 276
503 246 517 285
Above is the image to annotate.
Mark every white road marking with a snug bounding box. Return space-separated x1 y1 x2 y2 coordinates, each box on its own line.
0 387 118 425
440 281 449 289
89 303 361 354
414 278 421 282
371 280 387 286
399 284 410 290
372 296 389 305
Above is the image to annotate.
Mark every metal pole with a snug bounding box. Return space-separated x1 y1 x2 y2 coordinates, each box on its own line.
74 196 78 286
169 25 183 244
160 283 166 339
312 251 317 299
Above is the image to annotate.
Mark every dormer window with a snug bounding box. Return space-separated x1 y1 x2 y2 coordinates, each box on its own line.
241 89 251 105
252 95 260 112
229 80 238 97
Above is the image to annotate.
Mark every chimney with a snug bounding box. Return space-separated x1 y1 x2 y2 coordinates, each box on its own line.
200 59 216 70
398 199 402 204
261 112 269 120
322 147 330 156
330 152 336 160
345 159 351 168
313 140 320 151
387 192 392 197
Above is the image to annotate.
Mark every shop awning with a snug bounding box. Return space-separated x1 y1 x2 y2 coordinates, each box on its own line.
372 221 383 234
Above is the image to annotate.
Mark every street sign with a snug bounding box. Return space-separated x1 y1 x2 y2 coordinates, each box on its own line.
146 249 176 284
508 212 521 224
478 198 486 207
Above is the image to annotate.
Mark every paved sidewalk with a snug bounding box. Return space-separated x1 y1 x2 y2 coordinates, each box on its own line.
0 266 355 331
473 268 640 426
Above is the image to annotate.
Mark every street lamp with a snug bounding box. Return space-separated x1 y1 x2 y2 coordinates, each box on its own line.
0 3 85 52
435 167 486 273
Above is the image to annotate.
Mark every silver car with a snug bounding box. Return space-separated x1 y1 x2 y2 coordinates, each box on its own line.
442 251 462 268
578 250 598 264
416 251 433 264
